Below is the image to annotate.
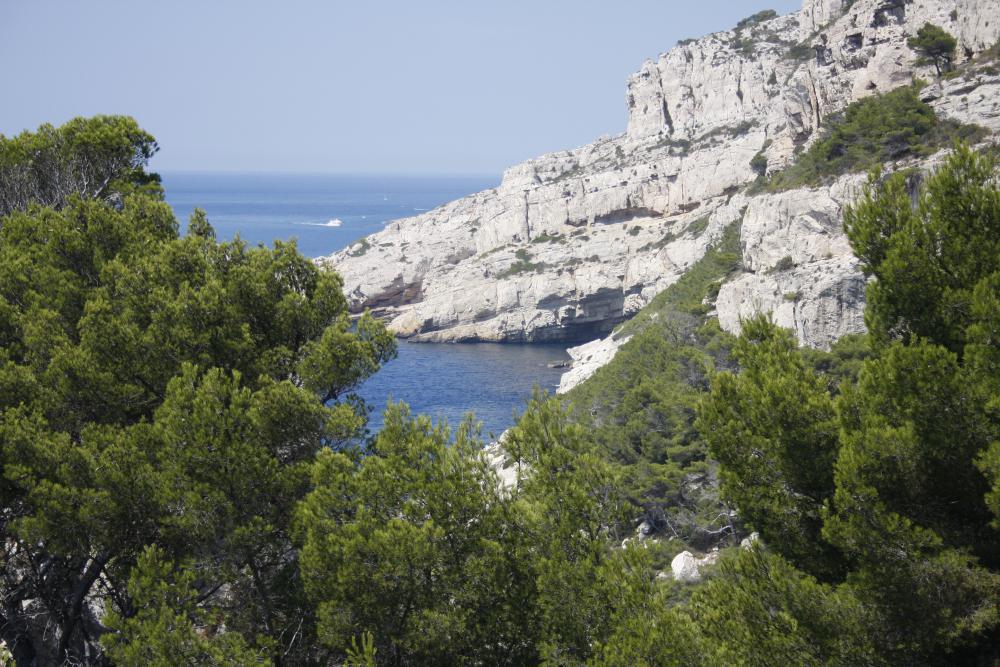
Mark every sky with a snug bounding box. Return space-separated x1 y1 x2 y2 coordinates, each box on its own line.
1 0 802 175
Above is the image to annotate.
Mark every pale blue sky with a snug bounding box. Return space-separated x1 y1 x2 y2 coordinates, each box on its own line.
1 1 801 174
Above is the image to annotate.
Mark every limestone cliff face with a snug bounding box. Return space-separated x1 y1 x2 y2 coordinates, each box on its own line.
716 174 869 351
322 0 1000 350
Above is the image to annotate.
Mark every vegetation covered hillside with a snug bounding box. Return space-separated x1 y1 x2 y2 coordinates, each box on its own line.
2 113 998 666
294 144 1000 665
2 25 1000 660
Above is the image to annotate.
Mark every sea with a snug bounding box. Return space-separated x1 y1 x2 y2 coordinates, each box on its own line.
161 172 570 437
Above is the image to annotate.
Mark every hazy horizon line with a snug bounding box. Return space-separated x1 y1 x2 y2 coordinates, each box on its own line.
157 168 501 179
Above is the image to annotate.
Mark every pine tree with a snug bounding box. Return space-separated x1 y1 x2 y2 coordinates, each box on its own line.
0 117 395 664
698 146 1000 663
907 23 958 76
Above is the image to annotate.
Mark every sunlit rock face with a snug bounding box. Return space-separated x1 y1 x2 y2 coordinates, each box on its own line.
322 0 999 349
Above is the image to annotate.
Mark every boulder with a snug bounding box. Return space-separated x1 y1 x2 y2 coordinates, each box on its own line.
671 550 720 583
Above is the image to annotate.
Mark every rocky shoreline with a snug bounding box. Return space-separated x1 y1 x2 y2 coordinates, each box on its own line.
322 0 1000 385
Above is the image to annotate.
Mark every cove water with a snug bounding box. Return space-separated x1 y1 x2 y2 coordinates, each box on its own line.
162 172 571 436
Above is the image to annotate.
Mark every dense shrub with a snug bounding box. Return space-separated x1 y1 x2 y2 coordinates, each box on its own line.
736 9 778 31
762 85 986 191
908 23 958 75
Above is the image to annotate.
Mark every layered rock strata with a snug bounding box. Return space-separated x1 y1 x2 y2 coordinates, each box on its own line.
323 0 1000 355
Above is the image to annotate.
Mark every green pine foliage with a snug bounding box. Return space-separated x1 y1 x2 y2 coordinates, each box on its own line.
586 548 705 667
563 219 868 555
908 23 958 75
686 548 877 665
563 224 742 549
0 115 162 216
102 546 273 666
295 392 643 666
504 394 634 664
565 320 736 548
4 113 1000 665
296 403 539 665
698 317 847 580
0 118 395 665
735 9 778 31
697 147 1000 664
845 145 1000 352
618 221 742 337
762 85 986 191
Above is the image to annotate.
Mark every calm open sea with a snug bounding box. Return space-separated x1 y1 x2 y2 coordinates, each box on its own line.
161 172 570 436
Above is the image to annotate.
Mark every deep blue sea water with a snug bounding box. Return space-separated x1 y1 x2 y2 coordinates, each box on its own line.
161 172 570 436
162 172 494 259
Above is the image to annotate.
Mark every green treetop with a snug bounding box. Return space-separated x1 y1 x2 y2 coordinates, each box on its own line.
908 23 958 75
0 115 162 217
697 146 1000 664
0 117 395 665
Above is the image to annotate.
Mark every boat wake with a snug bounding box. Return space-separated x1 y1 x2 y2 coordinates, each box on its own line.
297 218 343 227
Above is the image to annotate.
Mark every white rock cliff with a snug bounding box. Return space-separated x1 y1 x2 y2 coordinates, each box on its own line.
322 0 1000 368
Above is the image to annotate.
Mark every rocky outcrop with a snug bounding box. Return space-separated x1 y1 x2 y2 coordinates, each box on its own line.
664 533 758 583
557 334 631 393
670 550 720 583
716 174 870 348
323 0 1000 350
484 439 519 491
